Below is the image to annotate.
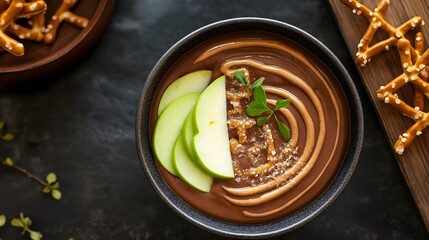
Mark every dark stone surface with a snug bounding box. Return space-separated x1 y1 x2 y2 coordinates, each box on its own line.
0 0 428 239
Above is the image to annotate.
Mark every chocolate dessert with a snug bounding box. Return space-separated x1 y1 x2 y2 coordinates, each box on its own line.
149 31 351 224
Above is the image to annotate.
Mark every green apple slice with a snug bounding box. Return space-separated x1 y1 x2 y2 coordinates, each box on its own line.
173 135 213 192
153 93 200 176
158 70 212 115
192 76 234 179
182 108 196 158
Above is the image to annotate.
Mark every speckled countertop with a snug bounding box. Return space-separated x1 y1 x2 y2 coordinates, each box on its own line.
0 1 428 239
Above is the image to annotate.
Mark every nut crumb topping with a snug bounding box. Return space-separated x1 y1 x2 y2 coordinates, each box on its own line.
226 70 299 187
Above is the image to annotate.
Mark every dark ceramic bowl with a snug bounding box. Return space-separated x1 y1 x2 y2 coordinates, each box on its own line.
0 0 115 89
136 17 363 238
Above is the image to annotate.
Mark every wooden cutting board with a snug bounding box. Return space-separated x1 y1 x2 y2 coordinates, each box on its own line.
329 0 429 231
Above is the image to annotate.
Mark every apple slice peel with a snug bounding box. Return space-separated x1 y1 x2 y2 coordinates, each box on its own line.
192 76 235 179
153 93 200 176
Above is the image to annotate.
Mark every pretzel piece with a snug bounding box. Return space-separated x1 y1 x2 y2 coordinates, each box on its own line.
412 32 428 110
376 38 429 154
0 0 25 56
340 0 423 66
5 0 46 42
7 22 44 41
28 0 46 40
0 0 47 54
44 0 89 45
18 0 46 18
0 30 23 55
0 0 11 13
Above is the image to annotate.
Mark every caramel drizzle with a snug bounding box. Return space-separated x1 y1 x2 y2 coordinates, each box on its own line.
195 39 342 218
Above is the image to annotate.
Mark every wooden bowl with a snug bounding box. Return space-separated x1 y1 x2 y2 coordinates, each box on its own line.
0 0 115 89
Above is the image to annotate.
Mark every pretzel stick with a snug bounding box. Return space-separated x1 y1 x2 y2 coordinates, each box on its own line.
394 113 429 154
0 0 22 28
0 0 11 13
0 0 24 56
44 0 89 45
0 30 22 55
412 32 428 110
30 13 45 34
376 38 429 154
0 0 46 20
340 0 423 66
18 0 46 18
377 40 429 107
5 1 46 42
6 22 43 41
340 0 429 154
29 0 46 39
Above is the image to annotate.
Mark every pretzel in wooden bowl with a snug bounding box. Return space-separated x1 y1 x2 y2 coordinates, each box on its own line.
0 0 47 55
339 0 423 66
6 0 47 42
0 0 89 58
44 0 89 45
0 0 26 56
376 37 429 154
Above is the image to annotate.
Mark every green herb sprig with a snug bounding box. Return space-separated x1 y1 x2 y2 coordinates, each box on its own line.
246 86 291 141
233 71 291 141
2 158 61 200
11 213 43 240
0 215 5 227
234 70 265 100
0 121 14 142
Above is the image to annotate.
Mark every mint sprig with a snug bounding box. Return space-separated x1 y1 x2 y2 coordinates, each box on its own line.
246 86 291 141
0 215 5 227
2 158 62 200
234 70 265 100
233 71 292 141
0 121 14 142
11 213 43 240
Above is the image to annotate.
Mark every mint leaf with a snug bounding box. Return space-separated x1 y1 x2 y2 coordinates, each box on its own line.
0 215 6 227
42 187 51 193
29 230 43 240
233 73 292 141
3 157 13 166
46 173 57 184
275 99 291 110
51 189 62 200
2 133 14 141
11 218 23 227
257 116 270 126
250 77 265 90
234 70 248 87
253 86 267 105
246 101 267 116
278 121 291 141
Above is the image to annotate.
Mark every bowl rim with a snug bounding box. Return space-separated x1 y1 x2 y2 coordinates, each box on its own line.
136 17 363 238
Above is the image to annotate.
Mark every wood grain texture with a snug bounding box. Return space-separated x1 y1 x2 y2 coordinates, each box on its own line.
329 0 429 231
